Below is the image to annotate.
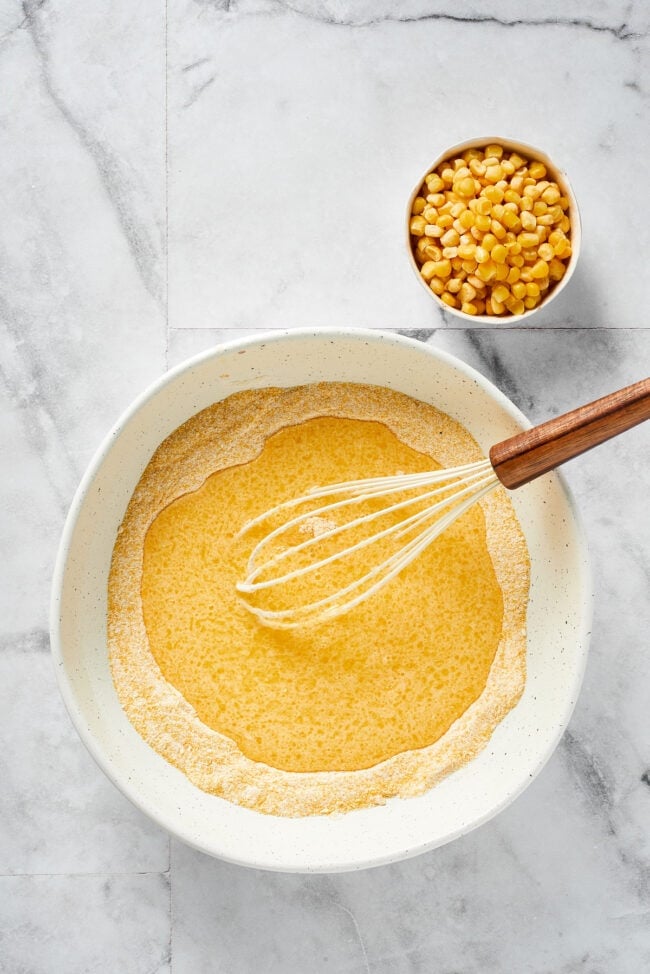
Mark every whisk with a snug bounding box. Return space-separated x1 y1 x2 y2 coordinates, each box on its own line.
237 378 650 629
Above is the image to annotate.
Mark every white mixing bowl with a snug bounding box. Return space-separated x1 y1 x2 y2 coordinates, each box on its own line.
50 329 591 872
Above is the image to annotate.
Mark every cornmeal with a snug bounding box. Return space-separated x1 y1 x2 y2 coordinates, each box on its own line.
108 383 530 816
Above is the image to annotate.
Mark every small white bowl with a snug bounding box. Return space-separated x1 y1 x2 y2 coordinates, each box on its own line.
406 136 582 324
51 329 591 872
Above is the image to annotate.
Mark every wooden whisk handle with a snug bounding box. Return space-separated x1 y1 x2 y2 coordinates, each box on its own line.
489 377 650 490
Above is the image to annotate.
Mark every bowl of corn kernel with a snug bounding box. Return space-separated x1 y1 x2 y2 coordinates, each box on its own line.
407 137 580 321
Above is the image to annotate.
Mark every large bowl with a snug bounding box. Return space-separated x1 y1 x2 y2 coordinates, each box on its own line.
51 329 591 872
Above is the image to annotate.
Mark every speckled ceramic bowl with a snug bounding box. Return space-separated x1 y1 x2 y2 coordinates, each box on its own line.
406 137 581 324
50 329 591 872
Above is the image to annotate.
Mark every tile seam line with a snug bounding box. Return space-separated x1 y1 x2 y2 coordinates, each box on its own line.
0 870 172 878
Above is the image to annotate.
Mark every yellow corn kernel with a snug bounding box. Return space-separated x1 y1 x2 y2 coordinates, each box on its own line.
423 206 438 223
447 277 463 293
469 158 486 177
536 214 554 226
427 192 446 207
410 216 427 235
425 172 444 190
491 243 508 264
523 183 541 200
457 243 476 260
476 197 492 216
524 296 539 309
525 282 540 297
538 242 554 262
476 260 497 282
461 259 478 274
442 246 458 259
423 244 442 262
449 202 466 219
437 214 454 229
440 168 455 185
541 185 561 204
475 246 490 264
492 284 510 305
511 281 527 300
530 259 549 279
518 231 540 249
461 301 478 315
502 190 520 207
510 254 525 267
467 274 486 291
473 299 486 314
454 165 471 179
490 203 504 220
533 201 548 216
509 152 525 169
412 197 426 215
505 297 525 316
420 261 437 281
459 232 472 245
491 219 507 240
432 258 452 278
548 229 565 247
500 159 515 175
528 161 547 180
519 269 533 283
459 209 475 230
511 175 525 194
485 298 494 315
559 215 571 232
520 210 537 232
494 263 508 281
459 281 477 303
555 238 572 258
481 233 497 252
475 214 492 233
440 228 460 248
506 265 521 285
485 144 504 159
440 291 458 308
429 277 446 295
470 226 483 242
519 197 533 212
454 176 476 198
453 219 465 236
502 210 521 231
424 224 444 237
482 184 503 205
490 296 505 314
549 258 567 281
450 256 464 271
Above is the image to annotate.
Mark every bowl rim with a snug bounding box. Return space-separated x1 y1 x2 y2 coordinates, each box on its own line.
405 135 582 325
50 327 593 872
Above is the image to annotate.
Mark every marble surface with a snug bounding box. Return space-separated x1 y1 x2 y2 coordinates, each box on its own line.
1 1 649 971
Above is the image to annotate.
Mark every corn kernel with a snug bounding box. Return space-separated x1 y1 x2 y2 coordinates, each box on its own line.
469 158 486 177
440 228 460 248
502 210 521 230
453 219 465 235
447 277 463 293
450 202 466 219
467 275 485 291
427 193 445 207
475 214 492 232
541 185 561 204
459 209 475 229
475 197 492 216
423 206 438 222
504 266 519 284
459 282 477 303
530 259 549 279
528 161 546 180
432 258 452 278
500 159 515 175
491 219 507 240
473 299 486 314
525 282 540 297
461 259 478 274
424 244 442 261
442 246 458 259
490 297 505 314
491 243 508 264
510 254 525 267
440 291 458 308
454 176 476 198
429 277 445 295
549 258 566 281
538 243 555 262
524 296 538 309
485 144 504 159
533 201 548 216
506 297 525 316
420 261 437 281
511 281 527 300
519 196 534 212
509 152 525 168
451 256 464 271
426 173 445 193
491 284 510 305
518 231 540 249
461 302 478 315
440 168 455 185
520 211 537 232
412 197 426 215
476 260 497 282
483 184 504 204
457 243 476 260
410 215 427 235
424 224 444 237
510 174 524 193
475 246 490 264
559 215 571 232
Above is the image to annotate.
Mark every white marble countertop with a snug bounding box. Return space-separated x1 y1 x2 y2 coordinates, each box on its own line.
2 1 650 971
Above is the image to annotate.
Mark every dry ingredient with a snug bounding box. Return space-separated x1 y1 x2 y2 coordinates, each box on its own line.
409 143 572 316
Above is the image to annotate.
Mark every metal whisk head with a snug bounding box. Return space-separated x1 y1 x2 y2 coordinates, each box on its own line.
236 459 498 629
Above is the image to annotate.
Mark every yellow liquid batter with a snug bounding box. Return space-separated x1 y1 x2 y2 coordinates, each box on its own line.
141 416 504 773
